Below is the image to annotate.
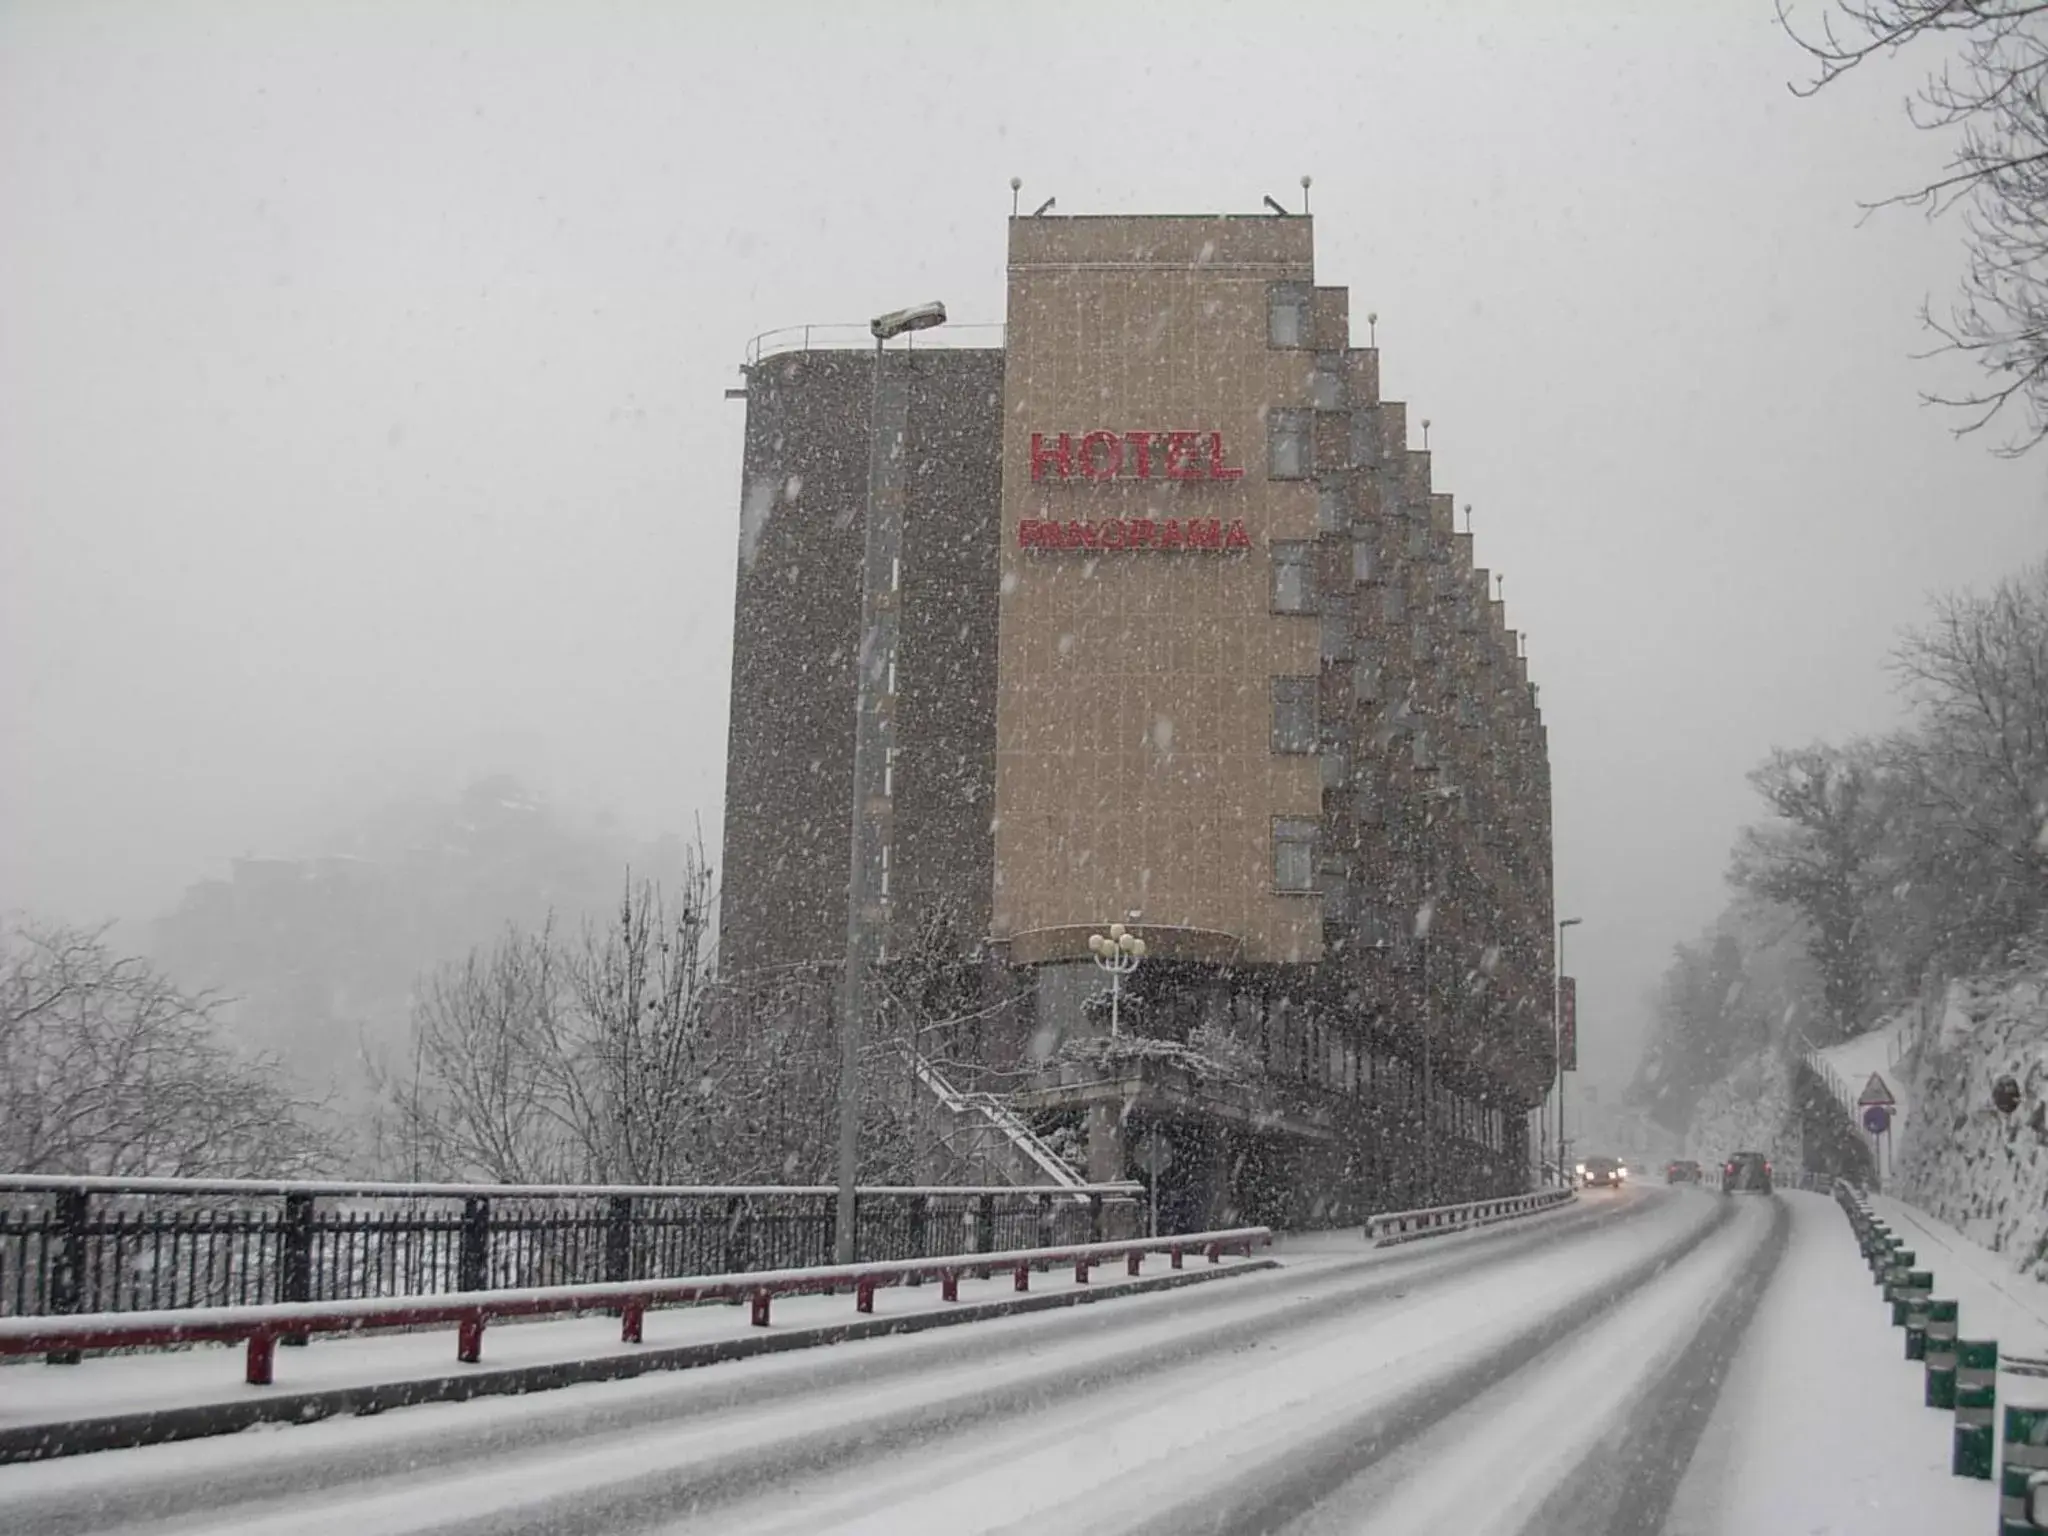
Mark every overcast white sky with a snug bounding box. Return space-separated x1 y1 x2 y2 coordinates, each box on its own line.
2 0 2042 1088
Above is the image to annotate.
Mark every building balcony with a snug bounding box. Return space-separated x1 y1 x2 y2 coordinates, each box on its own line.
1009 1042 1340 1145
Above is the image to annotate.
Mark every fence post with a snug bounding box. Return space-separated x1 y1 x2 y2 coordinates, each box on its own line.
1902 1272 1933 1357
1924 1300 1959 1408
1088 1193 1104 1246
604 1195 633 1285
458 1196 490 1293
2000 1403 2048 1534
723 1195 749 1284
281 1191 314 1347
908 1196 929 1286
1954 1340 1997 1480
976 1192 996 1256
45 1187 89 1365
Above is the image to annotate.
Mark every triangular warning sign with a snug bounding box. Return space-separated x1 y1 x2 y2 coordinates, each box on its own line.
1857 1073 1896 1107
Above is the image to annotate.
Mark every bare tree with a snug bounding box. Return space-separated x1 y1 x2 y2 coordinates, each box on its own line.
1889 555 2048 943
0 919 336 1177
370 922 578 1183
378 844 890 1186
562 874 714 1184
1783 1 2048 448
1730 743 1888 1037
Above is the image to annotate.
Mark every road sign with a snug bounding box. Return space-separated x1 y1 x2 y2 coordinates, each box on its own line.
1863 1104 1891 1135
1132 1133 1173 1178
1858 1073 1896 1107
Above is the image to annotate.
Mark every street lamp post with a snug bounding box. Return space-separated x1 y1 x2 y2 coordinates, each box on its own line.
1086 923 1146 1036
1420 782 1462 1207
1556 915 1582 1189
836 299 947 1265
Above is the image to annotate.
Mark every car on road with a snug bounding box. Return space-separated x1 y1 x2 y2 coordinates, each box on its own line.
1578 1156 1627 1189
1665 1159 1702 1184
1722 1151 1773 1194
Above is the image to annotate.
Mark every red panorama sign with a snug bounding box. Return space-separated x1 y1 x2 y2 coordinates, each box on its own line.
1030 430 1244 482
1017 516 1251 553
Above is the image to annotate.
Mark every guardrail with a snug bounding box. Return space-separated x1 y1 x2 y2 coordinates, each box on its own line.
1365 1188 1574 1247
0 1175 1144 1323
1831 1177 2048 1510
0 1227 1271 1388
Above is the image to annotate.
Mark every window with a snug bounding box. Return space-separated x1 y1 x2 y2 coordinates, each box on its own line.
1272 540 1315 612
1269 409 1311 479
1320 741 1348 789
1351 408 1381 467
1381 585 1406 623
1411 626 1432 662
1406 521 1431 559
1320 871 1351 920
1355 764 1385 825
1320 600 1353 661
1268 282 1312 348
1413 730 1435 769
1352 538 1377 584
1352 657 1380 702
1311 354 1345 409
1357 902 1389 948
1271 676 1317 753
1458 692 1479 728
1318 485 1346 534
1273 817 1318 892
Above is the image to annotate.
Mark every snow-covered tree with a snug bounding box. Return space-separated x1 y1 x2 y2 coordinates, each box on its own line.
0 919 337 1177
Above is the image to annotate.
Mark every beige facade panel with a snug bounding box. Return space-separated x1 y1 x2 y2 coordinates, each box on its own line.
992 215 1327 965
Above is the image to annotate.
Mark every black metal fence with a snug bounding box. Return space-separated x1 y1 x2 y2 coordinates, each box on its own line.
0 1177 1141 1320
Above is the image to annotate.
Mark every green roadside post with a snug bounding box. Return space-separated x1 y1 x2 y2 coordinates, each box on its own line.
1885 1255 1915 1319
1953 1340 1997 1480
1999 1403 2048 1534
1923 1300 1959 1408
1903 1273 1935 1360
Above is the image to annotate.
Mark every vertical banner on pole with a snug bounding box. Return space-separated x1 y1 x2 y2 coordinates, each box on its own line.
1559 977 1578 1072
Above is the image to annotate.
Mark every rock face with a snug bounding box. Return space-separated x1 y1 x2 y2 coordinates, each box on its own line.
1891 942 2048 1283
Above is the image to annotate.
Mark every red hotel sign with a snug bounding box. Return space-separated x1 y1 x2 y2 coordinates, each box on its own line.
1030 430 1244 482
1022 429 1249 552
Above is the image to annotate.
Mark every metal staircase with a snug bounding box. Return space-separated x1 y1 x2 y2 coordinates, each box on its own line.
902 1049 1089 1196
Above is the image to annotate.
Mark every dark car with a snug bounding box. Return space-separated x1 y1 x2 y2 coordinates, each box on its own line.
1579 1156 1627 1189
1723 1151 1773 1194
1665 1159 1702 1184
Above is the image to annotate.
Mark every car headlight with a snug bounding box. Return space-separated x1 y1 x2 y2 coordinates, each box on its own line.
1575 1163 1586 1175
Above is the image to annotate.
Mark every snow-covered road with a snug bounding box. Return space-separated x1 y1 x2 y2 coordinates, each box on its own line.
0 1186 1979 1535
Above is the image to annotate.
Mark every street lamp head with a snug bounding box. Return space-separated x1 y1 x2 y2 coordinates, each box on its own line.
1127 937 1147 959
1109 922 1126 942
871 301 948 341
1087 934 1106 955
1559 917 1584 931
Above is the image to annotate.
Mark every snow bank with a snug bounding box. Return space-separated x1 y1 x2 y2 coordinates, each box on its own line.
1890 940 2048 1283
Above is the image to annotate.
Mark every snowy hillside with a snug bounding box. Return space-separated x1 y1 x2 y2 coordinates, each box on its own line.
1684 1048 1796 1167
1887 941 2048 1283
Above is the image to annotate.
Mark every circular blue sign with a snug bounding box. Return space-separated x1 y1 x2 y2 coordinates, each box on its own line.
1862 1104 1891 1135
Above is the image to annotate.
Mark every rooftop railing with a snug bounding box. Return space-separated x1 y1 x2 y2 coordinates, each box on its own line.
744 321 1005 367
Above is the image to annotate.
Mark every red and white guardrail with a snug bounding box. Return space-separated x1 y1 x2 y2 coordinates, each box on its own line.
1365 1189 1575 1246
0 1227 1271 1388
